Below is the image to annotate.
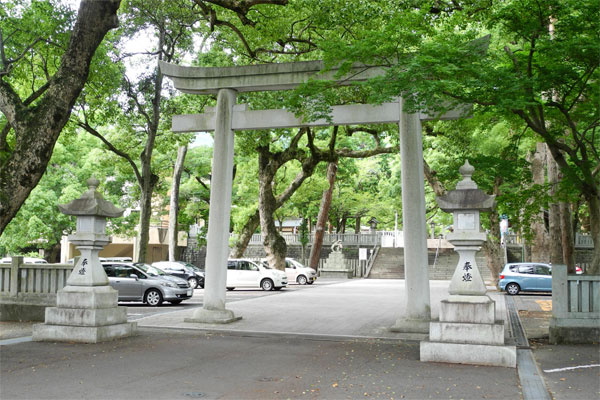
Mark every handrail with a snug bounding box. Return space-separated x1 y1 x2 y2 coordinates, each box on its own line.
364 246 380 278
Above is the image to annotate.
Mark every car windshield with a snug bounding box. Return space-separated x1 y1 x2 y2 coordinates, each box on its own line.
134 263 166 276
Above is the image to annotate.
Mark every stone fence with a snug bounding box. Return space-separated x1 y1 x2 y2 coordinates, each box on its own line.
550 265 600 344
0 257 72 321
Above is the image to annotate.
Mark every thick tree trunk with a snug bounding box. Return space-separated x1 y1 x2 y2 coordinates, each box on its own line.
168 145 187 261
0 0 121 235
258 148 287 271
530 143 549 262
355 216 361 234
308 160 338 270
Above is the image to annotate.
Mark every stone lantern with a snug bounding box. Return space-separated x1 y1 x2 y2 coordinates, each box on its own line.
420 161 516 367
33 178 136 343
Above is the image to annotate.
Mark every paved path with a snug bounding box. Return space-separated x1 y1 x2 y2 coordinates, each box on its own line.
1 279 598 400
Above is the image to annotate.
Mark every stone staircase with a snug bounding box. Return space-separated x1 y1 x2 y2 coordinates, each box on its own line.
367 247 493 282
367 248 405 279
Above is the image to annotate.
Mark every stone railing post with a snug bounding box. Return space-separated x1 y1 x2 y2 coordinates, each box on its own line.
551 265 568 319
9 256 22 297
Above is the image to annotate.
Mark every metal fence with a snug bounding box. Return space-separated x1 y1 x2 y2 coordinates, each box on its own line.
506 233 594 248
233 232 385 246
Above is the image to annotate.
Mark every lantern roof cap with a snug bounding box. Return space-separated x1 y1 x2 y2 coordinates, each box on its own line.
58 177 124 218
436 161 496 212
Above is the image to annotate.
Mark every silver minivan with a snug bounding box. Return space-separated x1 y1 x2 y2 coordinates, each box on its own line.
102 262 193 306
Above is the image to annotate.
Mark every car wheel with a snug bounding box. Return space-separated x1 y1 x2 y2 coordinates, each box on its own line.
188 277 198 289
506 283 520 295
145 289 163 306
261 279 274 291
226 287 235 291
296 275 308 285
169 300 182 305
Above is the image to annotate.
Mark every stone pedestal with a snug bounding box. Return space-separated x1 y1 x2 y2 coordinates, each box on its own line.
420 295 516 367
33 286 136 343
319 242 352 279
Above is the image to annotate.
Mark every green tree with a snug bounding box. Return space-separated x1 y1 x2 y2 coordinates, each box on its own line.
314 0 600 271
0 0 121 235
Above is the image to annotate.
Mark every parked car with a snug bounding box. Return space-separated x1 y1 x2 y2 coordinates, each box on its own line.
173 261 205 289
1 257 47 264
101 262 192 306
261 258 317 285
227 259 287 291
152 261 201 289
499 262 552 295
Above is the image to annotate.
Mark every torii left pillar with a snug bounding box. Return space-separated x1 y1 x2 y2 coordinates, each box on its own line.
185 88 241 324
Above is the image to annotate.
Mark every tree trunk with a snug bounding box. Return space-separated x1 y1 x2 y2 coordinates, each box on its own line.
355 216 361 234
547 146 563 264
258 148 287 271
484 177 505 287
560 201 576 271
0 0 121 235
230 152 322 258
340 213 348 234
484 212 504 287
308 160 338 270
136 170 158 263
230 210 261 258
168 145 187 261
530 143 549 262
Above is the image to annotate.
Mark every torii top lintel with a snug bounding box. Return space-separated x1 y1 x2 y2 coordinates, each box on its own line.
159 59 385 95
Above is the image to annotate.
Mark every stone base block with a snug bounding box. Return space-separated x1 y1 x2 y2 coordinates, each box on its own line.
57 286 118 309
185 308 242 324
439 299 495 324
429 320 505 345
319 269 353 279
550 317 600 344
32 322 137 343
390 317 431 334
420 340 516 368
45 306 128 326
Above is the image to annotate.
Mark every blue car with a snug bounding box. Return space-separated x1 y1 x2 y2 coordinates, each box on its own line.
499 262 552 295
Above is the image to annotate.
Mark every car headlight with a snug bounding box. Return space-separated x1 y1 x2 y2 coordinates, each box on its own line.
160 281 177 288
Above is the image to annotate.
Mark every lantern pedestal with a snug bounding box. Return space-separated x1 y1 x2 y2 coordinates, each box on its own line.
419 161 515 367
32 286 136 343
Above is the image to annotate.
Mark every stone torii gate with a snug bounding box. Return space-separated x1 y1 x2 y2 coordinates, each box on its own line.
159 60 466 333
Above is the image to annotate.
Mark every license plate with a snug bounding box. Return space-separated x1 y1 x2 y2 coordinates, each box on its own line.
187 290 192 296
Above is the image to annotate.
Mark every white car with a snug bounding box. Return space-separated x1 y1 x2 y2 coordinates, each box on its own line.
227 259 287 291
284 258 317 285
261 257 317 285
